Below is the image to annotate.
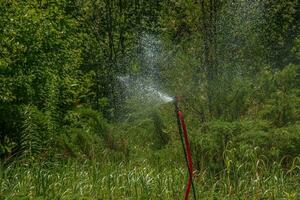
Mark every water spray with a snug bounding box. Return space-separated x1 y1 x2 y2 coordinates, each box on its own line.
117 33 196 199
174 96 197 200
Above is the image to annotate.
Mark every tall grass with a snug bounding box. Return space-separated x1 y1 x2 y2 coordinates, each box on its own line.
0 157 299 200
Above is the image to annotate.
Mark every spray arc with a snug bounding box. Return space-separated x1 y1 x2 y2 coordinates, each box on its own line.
174 96 197 200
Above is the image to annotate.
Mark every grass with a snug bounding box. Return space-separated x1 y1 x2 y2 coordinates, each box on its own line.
0 158 299 200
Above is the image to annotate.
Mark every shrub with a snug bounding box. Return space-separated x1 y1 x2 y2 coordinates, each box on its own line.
191 120 300 172
58 107 109 159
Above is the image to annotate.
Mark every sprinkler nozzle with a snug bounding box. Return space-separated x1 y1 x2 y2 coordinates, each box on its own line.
174 96 183 111
174 96 179 111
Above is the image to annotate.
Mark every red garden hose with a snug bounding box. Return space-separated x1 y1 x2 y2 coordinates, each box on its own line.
178 111 193 200
175 96 197 200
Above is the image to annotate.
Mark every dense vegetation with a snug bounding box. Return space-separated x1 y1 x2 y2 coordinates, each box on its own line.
0 0 299 199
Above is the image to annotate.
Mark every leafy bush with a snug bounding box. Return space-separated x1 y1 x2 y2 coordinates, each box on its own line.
0 105 22 159
257 65 300 126
21 105 54 160
191 120 300 172
58 108 109 159
151 111 169 149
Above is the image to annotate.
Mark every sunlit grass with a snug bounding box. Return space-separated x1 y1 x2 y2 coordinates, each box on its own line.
0 158 299 200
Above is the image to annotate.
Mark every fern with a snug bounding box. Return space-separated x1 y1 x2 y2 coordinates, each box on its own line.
60 107 113 159
20 105 52 160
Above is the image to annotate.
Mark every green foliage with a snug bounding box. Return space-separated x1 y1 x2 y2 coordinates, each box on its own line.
0 105 22 158
191 119 300 172
0 160 299 199
59 108 109 159
21 105 54 160
263 0 300 68
151 111 169 149
257 64 300 126
0 0 299 198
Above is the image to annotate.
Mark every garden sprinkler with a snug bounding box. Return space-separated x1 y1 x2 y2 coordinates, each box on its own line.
174 96 197 200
